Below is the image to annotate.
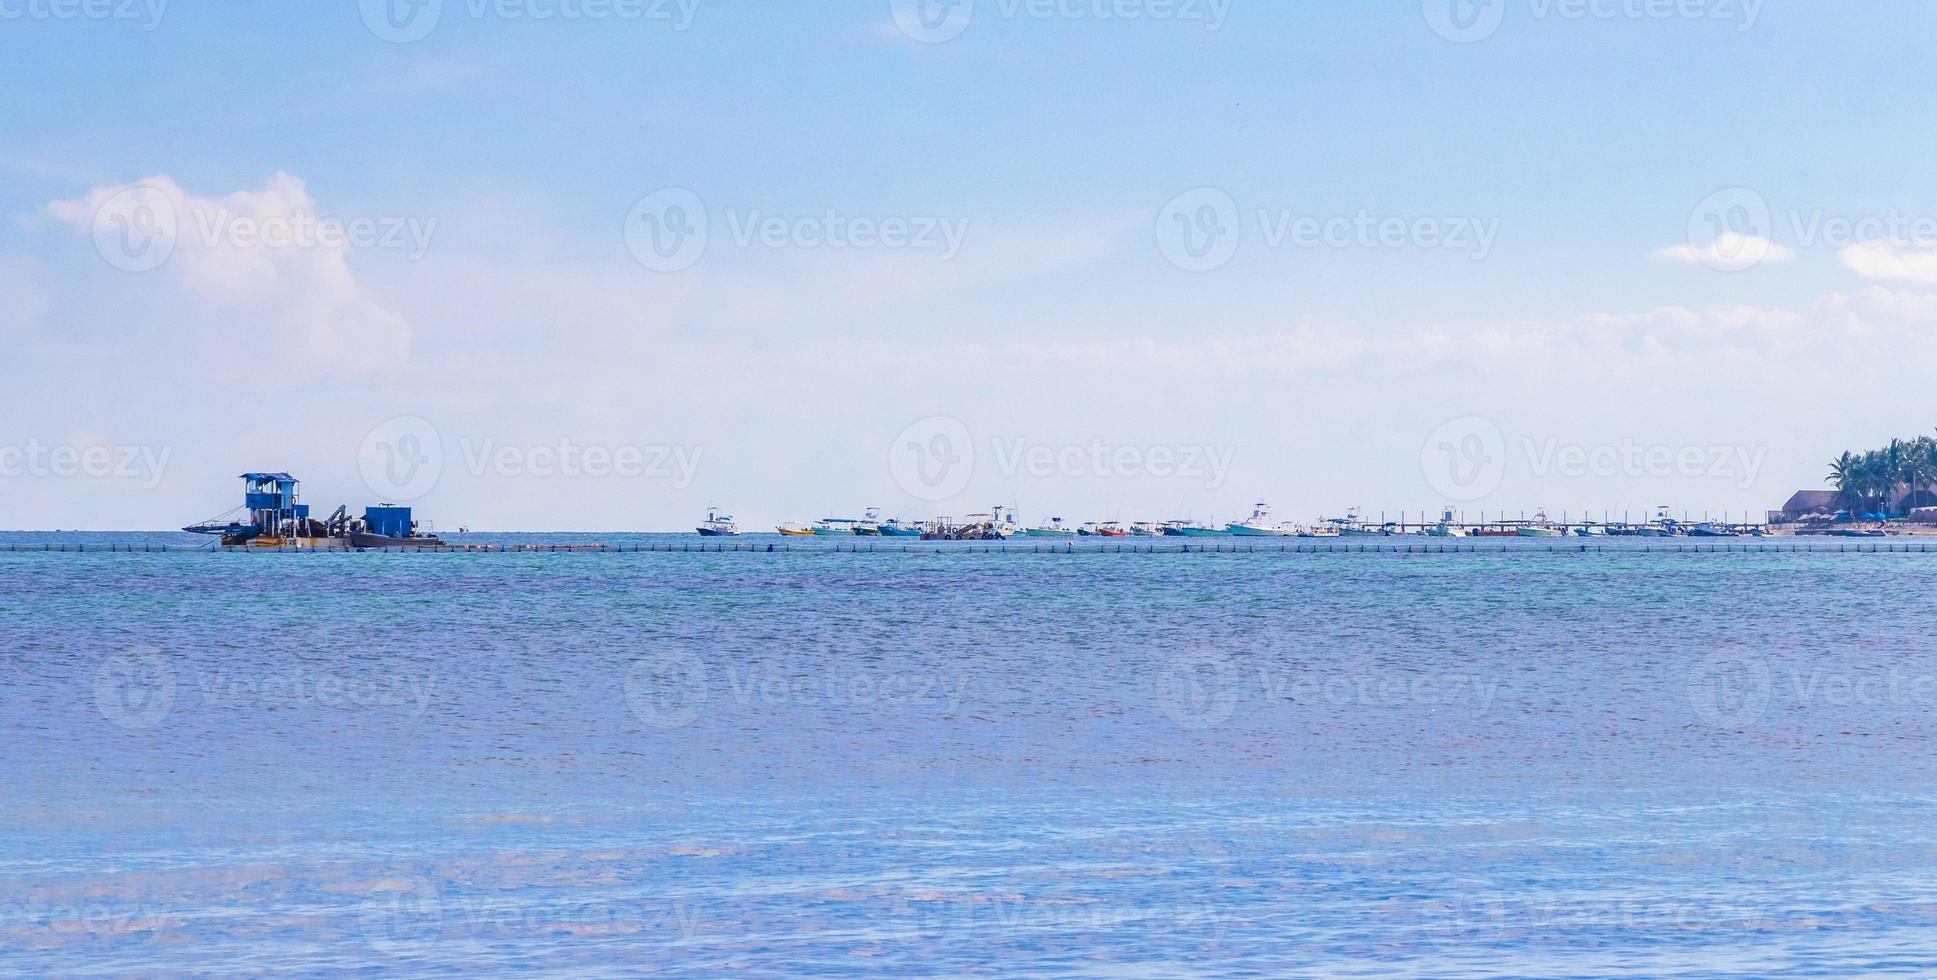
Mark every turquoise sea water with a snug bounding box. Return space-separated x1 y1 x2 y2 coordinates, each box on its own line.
5 533 1937 975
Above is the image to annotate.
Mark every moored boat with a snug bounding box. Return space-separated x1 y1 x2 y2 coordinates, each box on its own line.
1026 517 1080 537
697 507 740 536
1227 502 1296 536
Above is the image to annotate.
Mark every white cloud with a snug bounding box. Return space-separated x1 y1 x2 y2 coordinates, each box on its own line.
1652 232 1795 269
45 173 410 375
1839 242 1937 284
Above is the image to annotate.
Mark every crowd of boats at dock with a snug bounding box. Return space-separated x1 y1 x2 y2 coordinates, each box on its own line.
696 504 1850 540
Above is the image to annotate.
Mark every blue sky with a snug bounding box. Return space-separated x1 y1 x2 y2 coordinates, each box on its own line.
5 2 1937 529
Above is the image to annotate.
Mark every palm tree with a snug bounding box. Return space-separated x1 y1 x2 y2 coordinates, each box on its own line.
1827 451 1862 513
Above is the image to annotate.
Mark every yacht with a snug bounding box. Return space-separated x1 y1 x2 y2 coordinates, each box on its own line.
1227 502 1296 536
696 507 740 537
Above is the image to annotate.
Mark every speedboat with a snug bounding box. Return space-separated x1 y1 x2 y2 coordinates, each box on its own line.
696 507 739 537
1574 522 1607 537
1227 502 1296 536
1127 522 1161 537
776 522 815 536
1093 521 1129 537
853 506 885 536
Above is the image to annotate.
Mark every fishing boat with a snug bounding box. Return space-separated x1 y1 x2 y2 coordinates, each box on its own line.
1424 508 1466 537
1161 520 1225 537
1026 517 1080 537
852 507 885 536
1325 508 1391 537
1227 502 1296 536
696 507 740 537
877 518 924 537
812 517 863 535
1127 522 1161 537
1574 521 1607 537
776 522 815 536
923 513 1012 541
1299 525 1341 538
1517 510 1564 537
1093 521 1129 537
1688 521 1740 538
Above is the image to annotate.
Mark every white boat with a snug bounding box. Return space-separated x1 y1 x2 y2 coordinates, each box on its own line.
1127 522 1161 537
1518 509 1564 537
1227 502 1297 536
696 507 739 537
853 506 884 536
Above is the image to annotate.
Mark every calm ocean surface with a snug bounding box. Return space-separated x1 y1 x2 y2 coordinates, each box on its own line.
5 532 1937 976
